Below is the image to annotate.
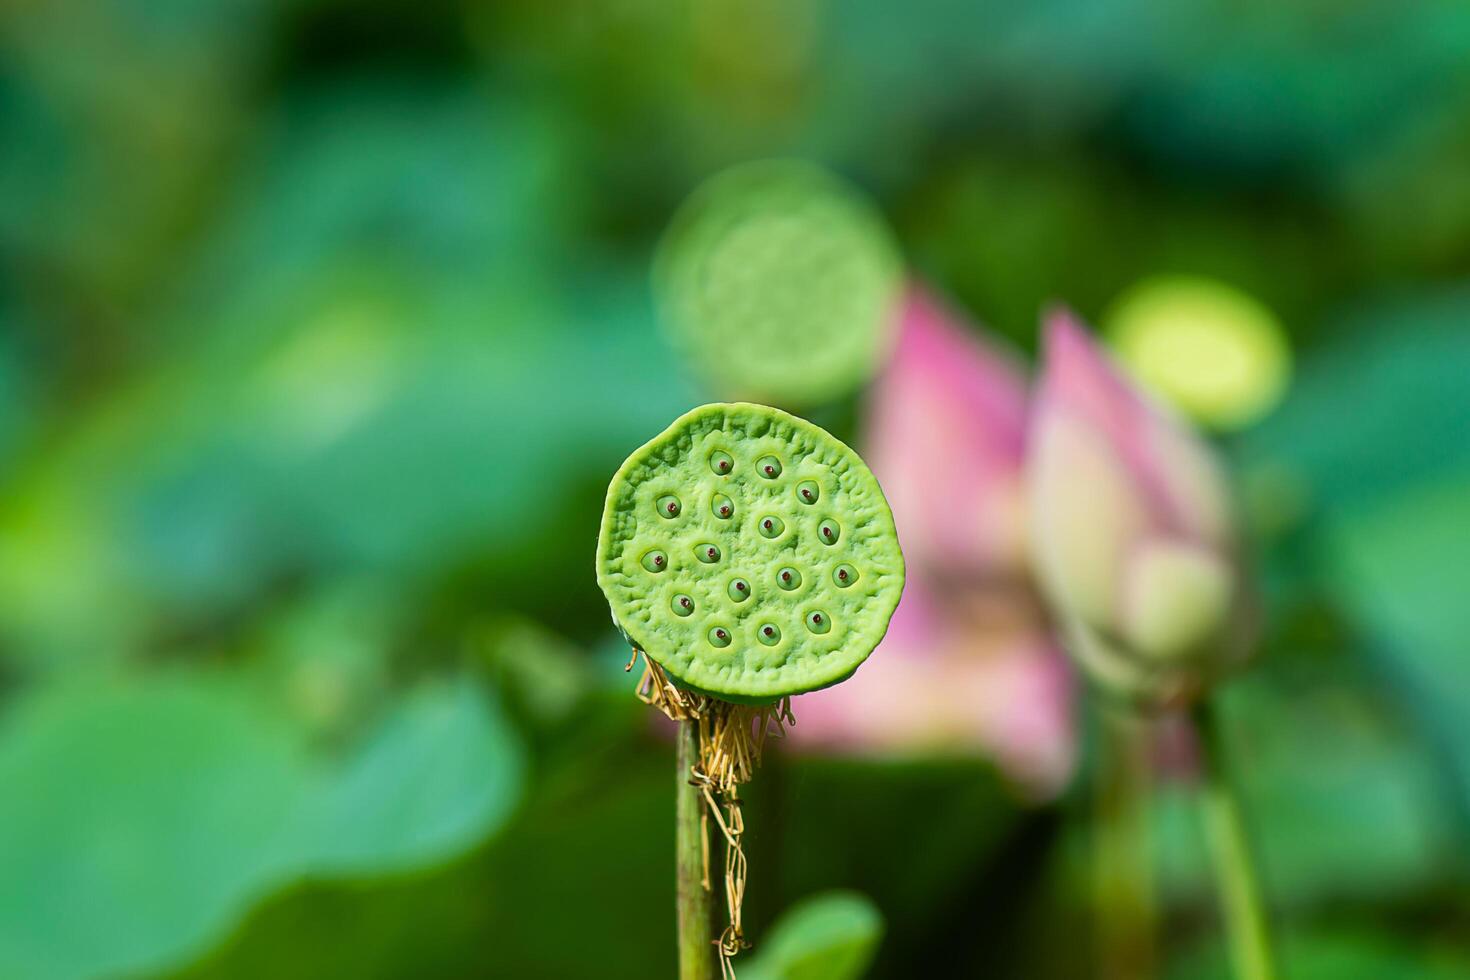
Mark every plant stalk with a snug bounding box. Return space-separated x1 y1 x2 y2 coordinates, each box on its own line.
676 719 715 980
1093 709 1157 980
1192 698 1277 980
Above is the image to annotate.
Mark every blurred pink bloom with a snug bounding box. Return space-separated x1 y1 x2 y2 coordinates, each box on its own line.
1027 308 1252 710
791 287 1075 799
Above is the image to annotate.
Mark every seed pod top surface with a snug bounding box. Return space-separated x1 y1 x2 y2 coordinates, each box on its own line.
653 161 902 407
597 403 905 702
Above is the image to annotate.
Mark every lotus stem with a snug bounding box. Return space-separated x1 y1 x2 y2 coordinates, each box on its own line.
677 718 716 980
1094 709 1157 980
1192 698 1277 980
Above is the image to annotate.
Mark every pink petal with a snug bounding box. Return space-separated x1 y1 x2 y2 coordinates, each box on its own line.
790 628 1076 799
867 286 1031 576
1037 308 1228 545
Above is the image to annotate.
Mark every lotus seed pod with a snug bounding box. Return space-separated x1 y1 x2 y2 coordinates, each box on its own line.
653 161 903 407
1104 275 1290 431
597 403 906 702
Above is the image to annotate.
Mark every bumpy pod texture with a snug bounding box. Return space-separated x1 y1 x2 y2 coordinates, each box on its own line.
597 403 905 702
653 161 902 407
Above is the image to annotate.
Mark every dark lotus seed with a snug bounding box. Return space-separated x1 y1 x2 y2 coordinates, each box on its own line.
657 494 681 519
708 627 732 648
709 451 734 476
672 594 695 616
758 624 781 646
806 610 831 634
757 455 782 479
758 515 784 539
712 494 734 520
728 578 751 602
819 520 841 545
641 550 667 573
796 481 820 504
696 543 721 563
777 567 802 590
833 564 859 588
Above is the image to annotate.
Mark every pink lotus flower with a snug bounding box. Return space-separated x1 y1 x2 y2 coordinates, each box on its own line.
791 287 1075 798
1026 308 1253 710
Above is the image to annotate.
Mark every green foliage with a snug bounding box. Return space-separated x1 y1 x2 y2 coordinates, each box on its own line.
740 891 884 980
3 0 1470 975
1327 479 1470 820
1169 930 1470 980
1152 674 1449 909
1242 291 1470 514
0 672 523 980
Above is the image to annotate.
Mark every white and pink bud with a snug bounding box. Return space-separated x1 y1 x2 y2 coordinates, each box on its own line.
1027 308 1253 709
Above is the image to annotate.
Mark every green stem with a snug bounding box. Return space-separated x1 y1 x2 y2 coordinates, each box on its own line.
676 719 715 980
1192 698 1277 980
1094 710 1157 980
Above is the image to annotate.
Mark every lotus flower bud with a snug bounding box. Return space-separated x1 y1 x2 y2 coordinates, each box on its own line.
1027 308 1253 710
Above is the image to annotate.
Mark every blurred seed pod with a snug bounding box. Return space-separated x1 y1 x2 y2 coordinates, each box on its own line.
1105 275 1291 431
654 160 902 408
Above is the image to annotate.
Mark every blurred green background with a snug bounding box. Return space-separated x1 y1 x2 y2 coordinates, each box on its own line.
2 1 1469 977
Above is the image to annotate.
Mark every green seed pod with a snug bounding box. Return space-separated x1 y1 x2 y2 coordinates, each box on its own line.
597 403 905 702
654 162 902 407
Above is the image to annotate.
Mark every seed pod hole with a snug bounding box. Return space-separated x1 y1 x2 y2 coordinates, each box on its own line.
696 543 721 564
712 494 734 520
833 564 858 588
777 567 802 591
708 626 732 648
796 481 820 504
758 624 781 646
657 494 681 518
757 455 782 479
758 515 784 539
641 550 668 573
818 519 841 545
728 578 751 602
672 594 695 616
709 451 734 476
805 610 832 634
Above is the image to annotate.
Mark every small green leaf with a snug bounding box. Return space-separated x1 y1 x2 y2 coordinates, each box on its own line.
740 891 884 980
